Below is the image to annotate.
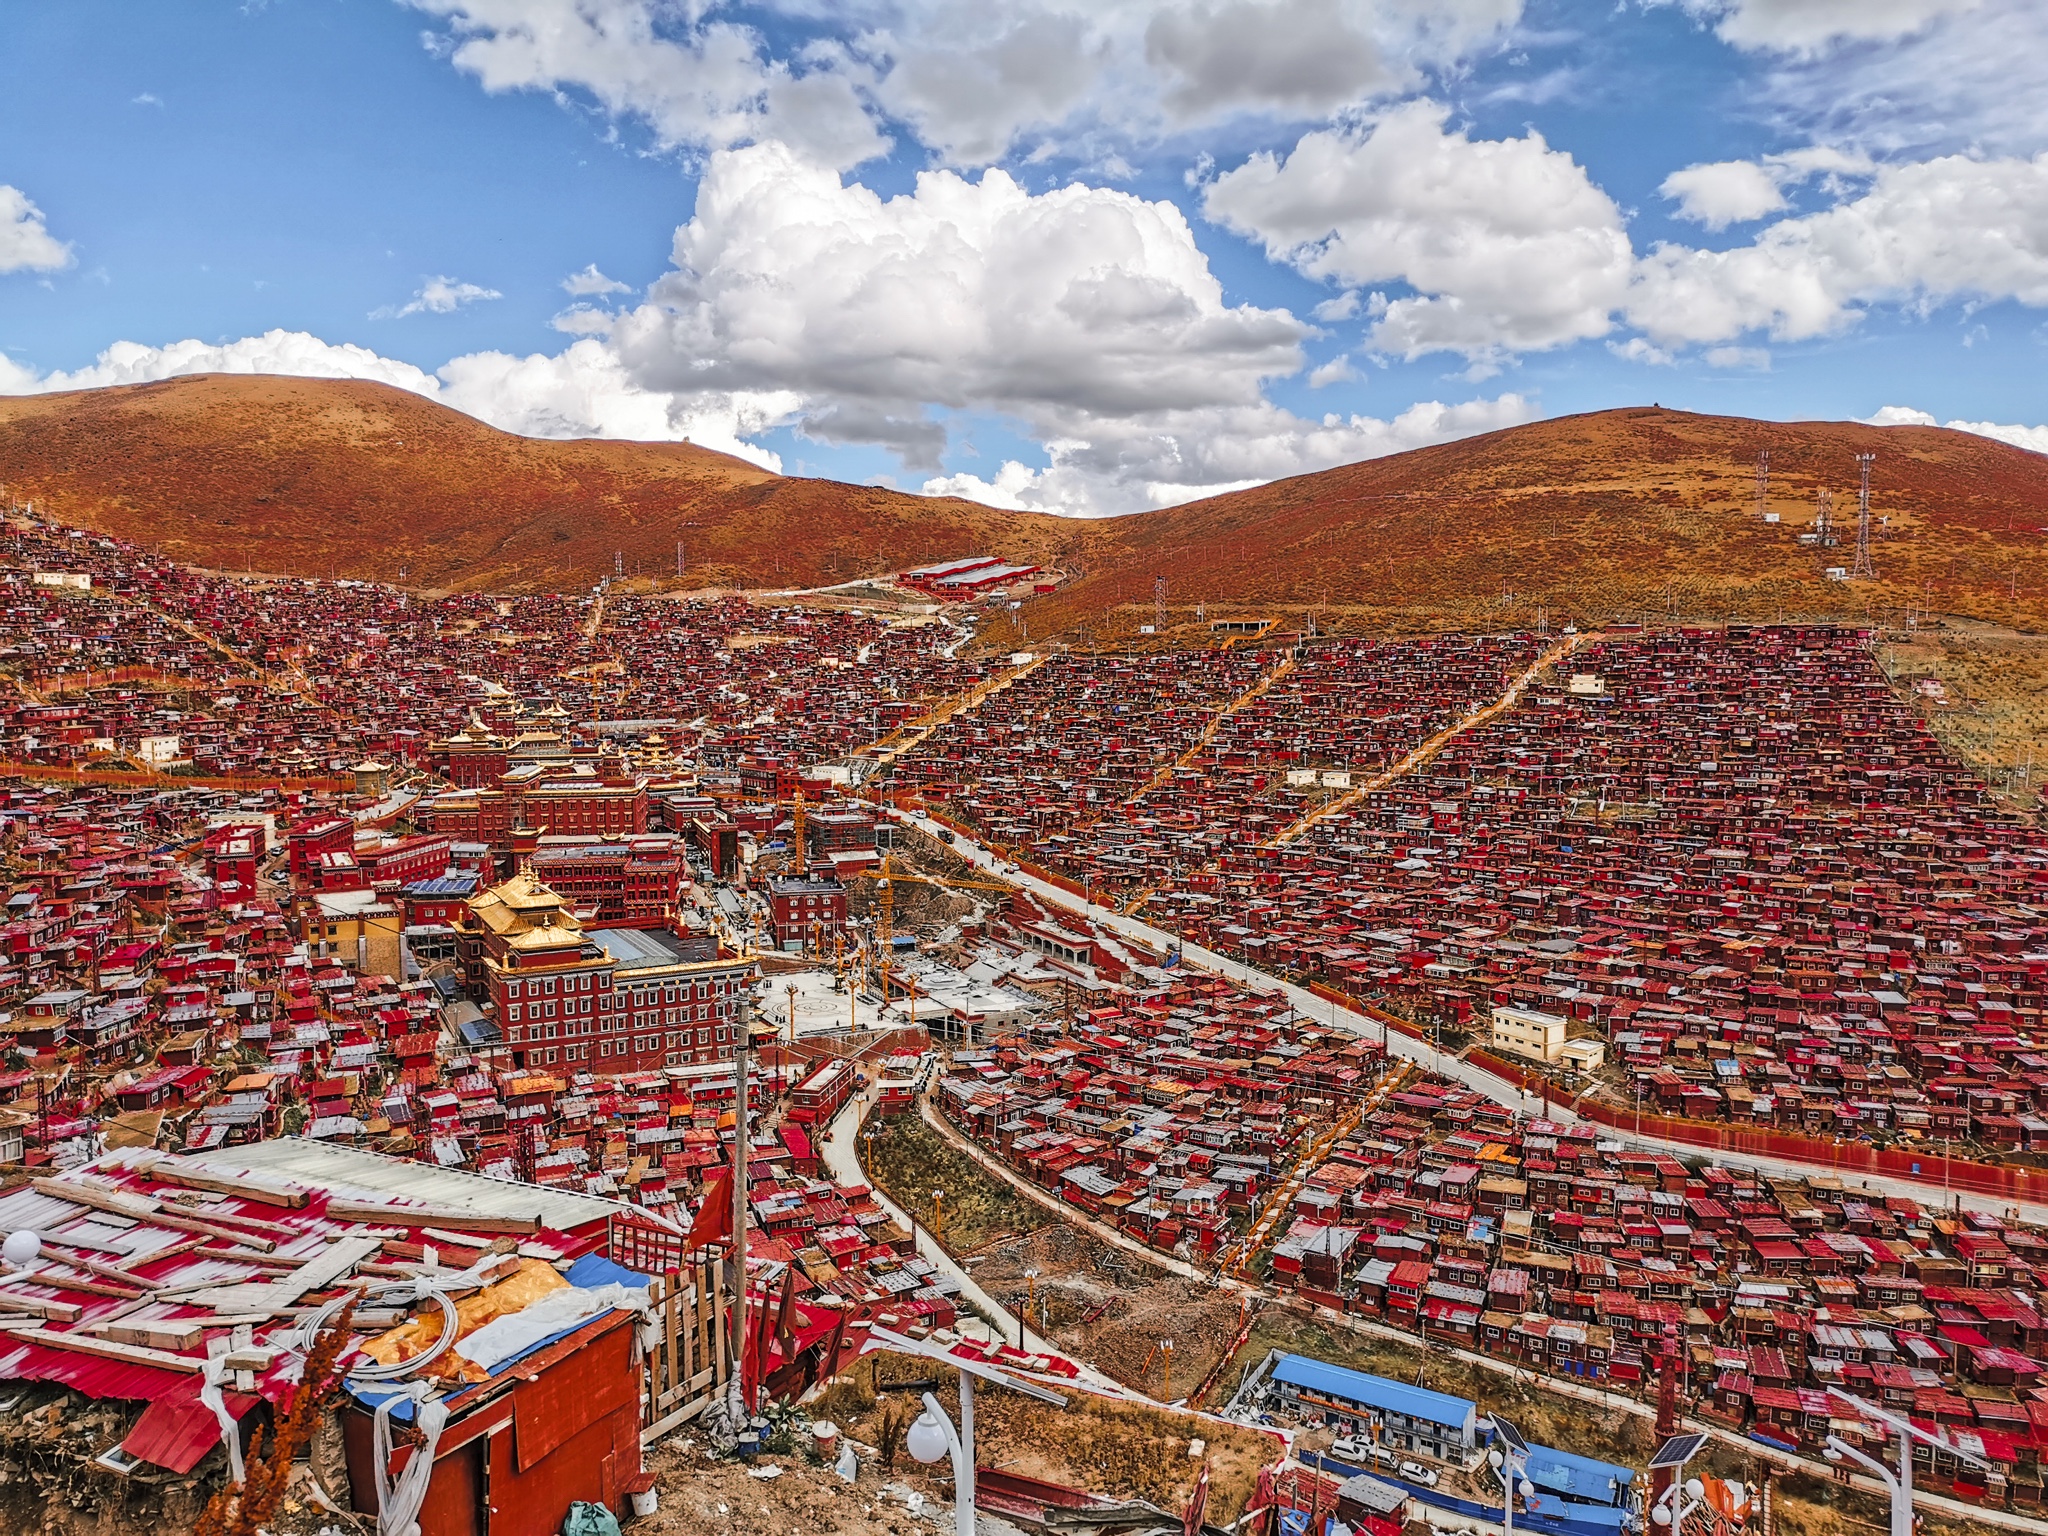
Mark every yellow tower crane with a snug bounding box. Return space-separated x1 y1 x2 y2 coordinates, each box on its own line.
853 855 1015 1010
790 786 807 871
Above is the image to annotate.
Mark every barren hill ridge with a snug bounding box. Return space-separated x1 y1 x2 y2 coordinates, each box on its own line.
1 376 2043 633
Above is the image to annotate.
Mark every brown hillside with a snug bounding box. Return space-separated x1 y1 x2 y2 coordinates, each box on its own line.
0 374 1075 592
1 382 2042 636
1040 406 2048 640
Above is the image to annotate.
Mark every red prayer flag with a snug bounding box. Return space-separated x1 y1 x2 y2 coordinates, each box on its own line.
685 1170 733 1252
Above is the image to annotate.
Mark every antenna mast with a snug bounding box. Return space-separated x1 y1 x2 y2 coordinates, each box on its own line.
1815 489 1834 547
1852 453 1876 579
1153 575 1167 635
1754 449 1769 519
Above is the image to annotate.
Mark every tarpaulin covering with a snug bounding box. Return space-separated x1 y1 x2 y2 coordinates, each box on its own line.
564 1253 652 1290
359 1259 568 1384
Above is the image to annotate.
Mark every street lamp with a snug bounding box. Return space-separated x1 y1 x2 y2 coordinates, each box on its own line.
1489 1415 1534 1536
1649 1477 1709 1532
1824 1386 1991 1536
867 1324 1066 1536
907 1386 974 1536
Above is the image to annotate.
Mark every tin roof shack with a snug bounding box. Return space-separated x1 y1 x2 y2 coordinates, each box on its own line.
1265 1352 1478 1462
0 1140 706 1536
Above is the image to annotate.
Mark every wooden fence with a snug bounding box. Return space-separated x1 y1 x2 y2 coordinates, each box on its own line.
608 1219 733 1444
641 1255 732 1444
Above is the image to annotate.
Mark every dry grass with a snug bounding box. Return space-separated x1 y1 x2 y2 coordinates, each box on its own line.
0 374 1076 594
861 1113 1044 1255
819 1352 1276 1524
1214 1312 1665 1455
10 386 2048 651
1882 621 2048 810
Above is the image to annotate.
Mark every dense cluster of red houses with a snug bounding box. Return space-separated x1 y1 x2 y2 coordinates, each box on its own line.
939 1012 2048 1508
902 625 2048 1148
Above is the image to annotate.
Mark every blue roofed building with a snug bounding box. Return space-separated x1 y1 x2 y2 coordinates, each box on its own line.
1268 1353 1477 1461
1522 1443 1635 1508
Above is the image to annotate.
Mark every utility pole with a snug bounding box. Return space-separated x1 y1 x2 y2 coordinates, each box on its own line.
731 992 753 1413
1852 453 1876 580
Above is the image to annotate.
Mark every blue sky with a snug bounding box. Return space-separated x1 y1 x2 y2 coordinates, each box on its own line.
2 0 2045 514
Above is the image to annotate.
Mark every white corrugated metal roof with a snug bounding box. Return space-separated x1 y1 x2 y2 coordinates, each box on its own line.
182 1136 656 1232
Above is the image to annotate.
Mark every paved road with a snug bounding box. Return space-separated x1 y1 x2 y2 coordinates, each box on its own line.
902 1017 2048 1536
817 1084 1133 1398
886 804 2048 1227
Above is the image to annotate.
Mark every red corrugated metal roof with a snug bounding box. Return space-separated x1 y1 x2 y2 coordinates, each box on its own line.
119 1381 261 1475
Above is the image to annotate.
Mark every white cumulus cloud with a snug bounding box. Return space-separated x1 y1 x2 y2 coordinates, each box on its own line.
15 331 443 394
406 0 1527 171
407 0 889 169
1202 100 1633 361
562 262 631 297
1628 151 2048 346
0 329 784 471
1866 404 2048 454
0 186 71 275
862 0 1525 163
1699 0 2045 158
376 275 503 318
920 392 1533 514
1679 0 1981 56
1660 160 1788 229
611 140 1308 476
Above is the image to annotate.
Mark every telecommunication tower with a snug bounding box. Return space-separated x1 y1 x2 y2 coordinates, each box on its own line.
1814 489 1834 547
1754 449 1769 519
1153 576 1167 634
1852 452 1876 580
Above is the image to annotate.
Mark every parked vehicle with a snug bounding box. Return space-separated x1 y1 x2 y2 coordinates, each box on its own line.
1398 1461 1439 1488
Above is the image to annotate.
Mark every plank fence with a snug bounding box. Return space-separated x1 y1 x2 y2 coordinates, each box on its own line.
608 1218 733 1445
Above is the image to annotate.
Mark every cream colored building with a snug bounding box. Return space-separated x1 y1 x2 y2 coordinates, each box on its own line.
1558 1037 1606 1072
1490 1005 1569 1064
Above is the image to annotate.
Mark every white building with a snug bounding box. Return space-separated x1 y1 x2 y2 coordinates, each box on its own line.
1490 1005 1569 1064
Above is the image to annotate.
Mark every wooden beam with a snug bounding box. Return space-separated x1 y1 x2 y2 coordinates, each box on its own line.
30 1177 278 1251
98 1319 207 1351
164 1204 298 1241
137 1209 278 1254
131 1154 308 1208
2 1325 203 1373
0 1291 83 1323
325 1199 541 1235
182 1234 381 1314
13 1269 143 1302
30 1175 157 1220
40 1244 162 1291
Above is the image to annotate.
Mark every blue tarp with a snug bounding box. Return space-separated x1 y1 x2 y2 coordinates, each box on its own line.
1300 1454 1627 1536
565 1253 652 1290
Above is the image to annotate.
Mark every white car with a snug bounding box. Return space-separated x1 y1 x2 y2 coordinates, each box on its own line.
1329 1437 1368 1464
1398 1461 1439 1487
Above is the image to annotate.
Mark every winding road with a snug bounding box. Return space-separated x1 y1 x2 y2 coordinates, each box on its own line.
883 801 2048 1228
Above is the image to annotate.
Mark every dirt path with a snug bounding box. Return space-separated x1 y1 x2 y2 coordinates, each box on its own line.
869 651 1049 763
1268 628 1594 847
